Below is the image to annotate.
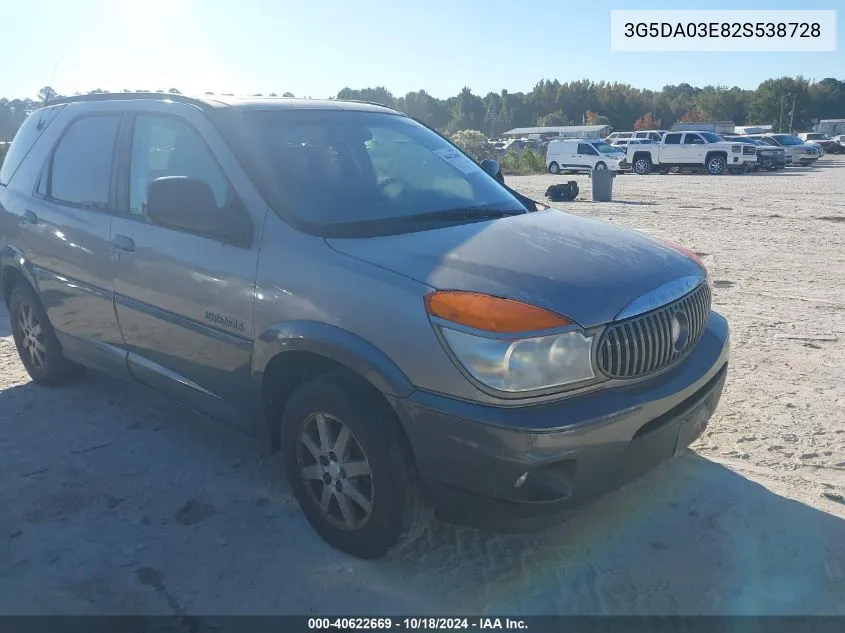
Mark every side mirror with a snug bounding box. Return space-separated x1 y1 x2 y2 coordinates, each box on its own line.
480 159 504 184
146 176 252 246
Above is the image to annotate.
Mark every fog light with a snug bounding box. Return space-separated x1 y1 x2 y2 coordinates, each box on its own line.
514 472 529 488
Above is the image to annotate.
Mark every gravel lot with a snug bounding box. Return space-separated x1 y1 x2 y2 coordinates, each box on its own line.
2 158 845 616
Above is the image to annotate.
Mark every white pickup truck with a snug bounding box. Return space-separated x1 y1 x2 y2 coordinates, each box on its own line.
626 131 758 175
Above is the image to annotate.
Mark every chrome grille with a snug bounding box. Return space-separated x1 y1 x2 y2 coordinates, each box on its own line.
598 282 711 379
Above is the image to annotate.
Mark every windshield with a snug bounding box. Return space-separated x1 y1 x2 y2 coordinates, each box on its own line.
216 109 526 236
700 132 724 143
593 141 622 154
772 134 804 145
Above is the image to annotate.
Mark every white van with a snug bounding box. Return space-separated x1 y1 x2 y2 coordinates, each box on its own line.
546 139 626 174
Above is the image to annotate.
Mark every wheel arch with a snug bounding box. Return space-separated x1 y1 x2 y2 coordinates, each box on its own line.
251 321 416 453
1 246 38 308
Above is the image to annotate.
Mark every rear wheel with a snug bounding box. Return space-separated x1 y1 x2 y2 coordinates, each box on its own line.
548 162 560 174
281 370 432 559
10 283 81 386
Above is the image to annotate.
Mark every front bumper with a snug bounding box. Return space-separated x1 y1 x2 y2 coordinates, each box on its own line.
390 312 730 532
757 153 786 169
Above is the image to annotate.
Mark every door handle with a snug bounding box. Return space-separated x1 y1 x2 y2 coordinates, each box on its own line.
22 210 38 224
113 235 135 253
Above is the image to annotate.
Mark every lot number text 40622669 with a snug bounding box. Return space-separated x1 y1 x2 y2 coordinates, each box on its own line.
307 617 528 630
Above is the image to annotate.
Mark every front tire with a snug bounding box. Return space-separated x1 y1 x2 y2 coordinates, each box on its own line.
706 154 727 175
633 156 652 175
594 161 607 170
281 371 432 559
727 165 747 175
9 283 81 386
548 162 560 174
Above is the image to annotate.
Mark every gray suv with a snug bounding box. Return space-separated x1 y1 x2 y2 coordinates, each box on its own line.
0 94 729 559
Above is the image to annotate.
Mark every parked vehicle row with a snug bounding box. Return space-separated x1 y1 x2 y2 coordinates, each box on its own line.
542 129 826 176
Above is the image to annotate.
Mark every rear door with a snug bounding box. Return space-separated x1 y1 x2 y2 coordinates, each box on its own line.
681 133 707 163
8 111 128 375
110 106 262 430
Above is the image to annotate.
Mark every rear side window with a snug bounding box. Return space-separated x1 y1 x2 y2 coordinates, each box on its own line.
0 106 65 187
684 134 705 144
49 115 120 208
664 133 681 145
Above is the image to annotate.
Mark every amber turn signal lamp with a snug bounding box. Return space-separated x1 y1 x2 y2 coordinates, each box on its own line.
424 291 572 333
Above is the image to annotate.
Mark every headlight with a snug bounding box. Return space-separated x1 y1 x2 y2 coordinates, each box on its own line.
440 328 595 392
424 290 596 393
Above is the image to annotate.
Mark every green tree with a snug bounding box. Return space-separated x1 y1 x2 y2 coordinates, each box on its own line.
38 86 59 103
747 77 810 130
448 130 495 162
537 111 572 126
449 87 485 132
696 86 751 123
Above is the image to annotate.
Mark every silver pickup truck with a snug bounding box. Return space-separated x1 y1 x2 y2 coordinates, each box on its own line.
627 131 758 175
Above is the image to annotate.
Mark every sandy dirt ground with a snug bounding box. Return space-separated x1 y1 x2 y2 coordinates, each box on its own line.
2 159 845 617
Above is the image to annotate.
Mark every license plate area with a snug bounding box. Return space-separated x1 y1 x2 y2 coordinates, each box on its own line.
675 402 711 456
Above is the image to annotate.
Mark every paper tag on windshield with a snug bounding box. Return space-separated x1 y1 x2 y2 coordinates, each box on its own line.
433 148 481 174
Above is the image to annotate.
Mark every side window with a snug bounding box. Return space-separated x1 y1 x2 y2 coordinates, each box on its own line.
663 133 681 145
129 115 229 218
49 115 120 208
683 134 704 144
577 143 597 155
762 136 777 145
649 133 662 141
0 105 66 187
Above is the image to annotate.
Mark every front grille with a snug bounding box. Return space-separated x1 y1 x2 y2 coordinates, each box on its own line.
597 282 711 379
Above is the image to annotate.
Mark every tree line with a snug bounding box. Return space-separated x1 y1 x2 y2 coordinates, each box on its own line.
1 76 843 144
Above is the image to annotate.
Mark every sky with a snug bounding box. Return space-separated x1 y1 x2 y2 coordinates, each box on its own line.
1 0 842 100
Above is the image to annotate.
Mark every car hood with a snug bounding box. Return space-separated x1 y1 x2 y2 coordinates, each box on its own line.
327 209 706 328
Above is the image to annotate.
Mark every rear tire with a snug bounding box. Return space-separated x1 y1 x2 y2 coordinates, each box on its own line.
548 162 560 174
9 283 81 386
281 370 432 559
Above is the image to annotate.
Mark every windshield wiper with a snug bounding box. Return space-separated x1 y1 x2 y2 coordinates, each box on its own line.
403 207 526 223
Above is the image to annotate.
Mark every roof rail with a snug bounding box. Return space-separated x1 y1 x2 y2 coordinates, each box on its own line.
344 99 402 113
40 92 214 110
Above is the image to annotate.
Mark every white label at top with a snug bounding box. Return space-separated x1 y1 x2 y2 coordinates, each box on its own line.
611 10 837 52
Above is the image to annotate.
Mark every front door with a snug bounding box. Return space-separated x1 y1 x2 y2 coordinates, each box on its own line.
111 110 261 430
576 143 599 170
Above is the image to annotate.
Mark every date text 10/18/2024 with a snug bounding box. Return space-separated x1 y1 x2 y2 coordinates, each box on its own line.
308 618 528 630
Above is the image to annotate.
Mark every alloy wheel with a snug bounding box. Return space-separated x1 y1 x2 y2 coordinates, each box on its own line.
708 156 726 175
17 301 47 370
297 412 374 531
